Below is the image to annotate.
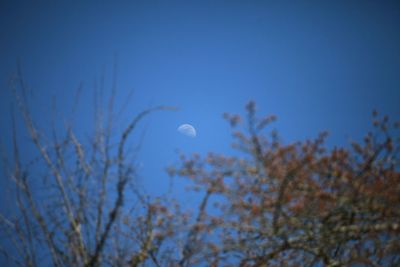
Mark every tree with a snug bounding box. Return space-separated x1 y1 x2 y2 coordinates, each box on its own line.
168 101 400 266
1 71 399 267
0 72 183 267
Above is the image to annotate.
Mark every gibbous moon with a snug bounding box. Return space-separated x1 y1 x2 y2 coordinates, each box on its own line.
177 124 197 137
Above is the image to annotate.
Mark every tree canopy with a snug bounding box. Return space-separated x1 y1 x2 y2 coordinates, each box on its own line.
1 90 399 266
168 101 400 266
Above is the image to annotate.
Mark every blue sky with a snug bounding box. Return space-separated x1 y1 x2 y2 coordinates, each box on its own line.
1 1 400 201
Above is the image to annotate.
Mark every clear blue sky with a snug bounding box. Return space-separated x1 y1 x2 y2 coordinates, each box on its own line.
1 1 400 200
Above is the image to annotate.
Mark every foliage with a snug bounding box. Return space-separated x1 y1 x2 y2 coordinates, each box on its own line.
168 101 400 266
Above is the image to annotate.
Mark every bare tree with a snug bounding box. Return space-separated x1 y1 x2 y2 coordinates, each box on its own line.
0 69 181 267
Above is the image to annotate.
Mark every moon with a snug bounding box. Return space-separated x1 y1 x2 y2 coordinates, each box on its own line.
177 124 197 137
